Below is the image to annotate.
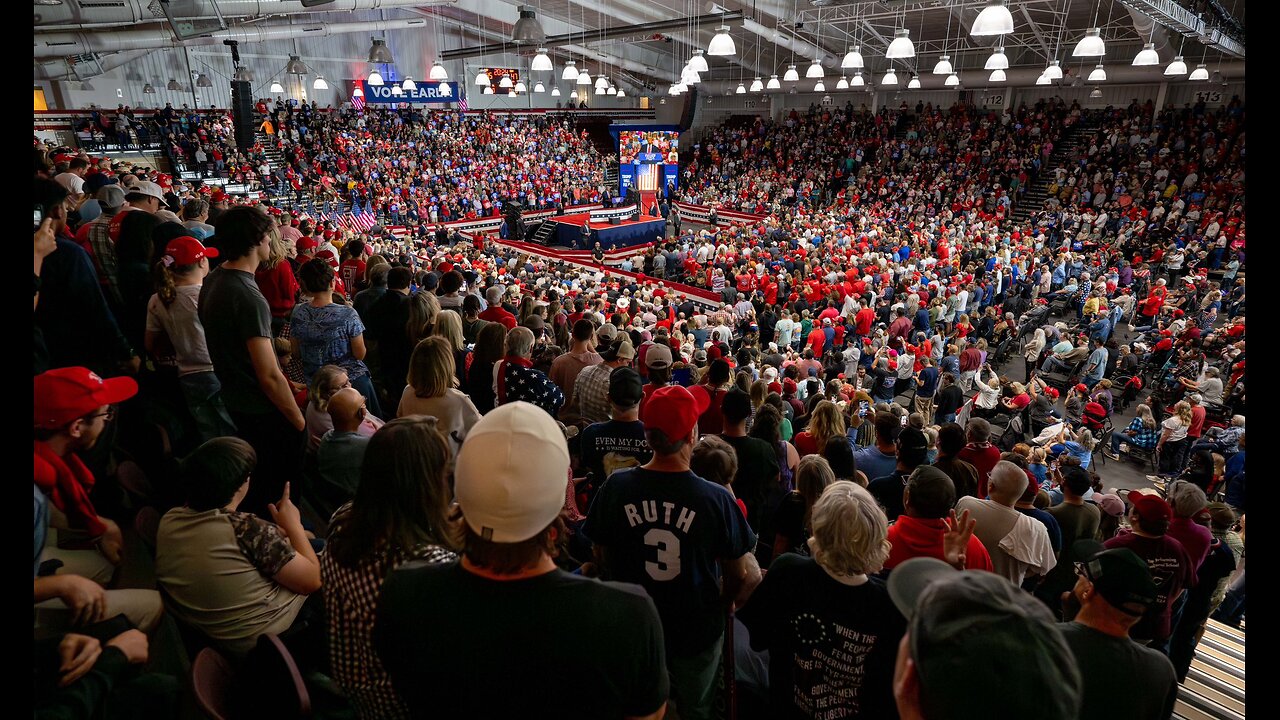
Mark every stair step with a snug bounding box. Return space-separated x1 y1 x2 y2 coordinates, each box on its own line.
1179 676 1245 717
1186 667 1245 703
1204 620 1245 645
1198 636 1245 663
1191 655 1244 688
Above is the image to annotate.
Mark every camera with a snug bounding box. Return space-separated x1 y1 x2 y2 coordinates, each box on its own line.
34 205 45 232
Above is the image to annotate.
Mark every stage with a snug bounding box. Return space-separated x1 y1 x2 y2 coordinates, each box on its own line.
551 209 666 250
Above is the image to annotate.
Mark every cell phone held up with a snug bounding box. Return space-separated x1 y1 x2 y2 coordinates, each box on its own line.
35 205 45 232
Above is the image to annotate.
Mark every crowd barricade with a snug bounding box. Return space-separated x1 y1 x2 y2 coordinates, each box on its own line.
670 201 768 226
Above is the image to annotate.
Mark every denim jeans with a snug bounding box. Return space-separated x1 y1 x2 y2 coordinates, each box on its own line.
179 371 237 442
350 373 383 418
667 630 724 720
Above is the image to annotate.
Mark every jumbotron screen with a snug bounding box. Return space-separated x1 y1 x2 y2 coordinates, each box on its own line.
619 130 679 164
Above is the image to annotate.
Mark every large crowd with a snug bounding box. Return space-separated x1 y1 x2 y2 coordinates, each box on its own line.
33 94 1245 719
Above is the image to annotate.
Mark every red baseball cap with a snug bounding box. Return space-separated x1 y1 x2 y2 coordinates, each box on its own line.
35 367 137 430
1127 491 1173 525
296 236 319 252
1074 383 1089 393
162 236 218 266
645 385 710 442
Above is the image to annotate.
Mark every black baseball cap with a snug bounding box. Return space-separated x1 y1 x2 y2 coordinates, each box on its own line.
608 367 644 408
1070 540 1159 617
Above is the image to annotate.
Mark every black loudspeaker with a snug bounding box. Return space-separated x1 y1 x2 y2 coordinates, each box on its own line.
230 80 256 150
608 216 622 225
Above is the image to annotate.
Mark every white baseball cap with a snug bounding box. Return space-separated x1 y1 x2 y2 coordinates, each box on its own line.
455 402 570 543
125 180 165 203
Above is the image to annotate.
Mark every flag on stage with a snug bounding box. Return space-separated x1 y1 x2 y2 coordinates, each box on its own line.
458 95 468 112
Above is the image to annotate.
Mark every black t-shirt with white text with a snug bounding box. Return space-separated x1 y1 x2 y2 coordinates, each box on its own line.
738 553 906 719
579 419 652 485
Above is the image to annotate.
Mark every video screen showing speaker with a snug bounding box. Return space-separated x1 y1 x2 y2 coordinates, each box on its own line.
231 80 255 150
615 125 681 197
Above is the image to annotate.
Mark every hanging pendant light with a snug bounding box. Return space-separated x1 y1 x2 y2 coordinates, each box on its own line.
750 77 764 92
594 75 608 90
814 80 825 92
1090 87 1103 98
475 69 490 86
1188 63 1210 81
971 0 1015 37
736 82 746 94
1164 55 1188 76
836 76 849 90
515 79 527 92
577 68 592 86
352 85 364 97
166 78 181 90
510 5 546 44
668 84 680 95
806 60 824 79
313 76 329 90
561 60 578 80
882 68 898 85
1044 60 1063 80
531 48 553 72
594 85 606 96
1132 43 1160 66
509 89 518 97
195 74 212 88
143 83 157 94
708 25 736 56
368 69 384 86
438 82 451 97
484 86 495 95
1036 73 1050 85
783 64 800 82
886 29 915 59
851 72 865 87
570 89 578 100
607 85 617 95
616 88 626 98
1072 28 1105 57
367 38 394 64
285 55 310 75
841 45 864 69
499 75 514 89
688 49 709 73
533 81 546 93
989 68 1006 82
681 66 701 85
766 74 781 89
1088 64 1107 82
551 85 561 96
401 77 416 91
390 85 404 96
985 47 1008 70
945 73 959 87
269 81 284 93
234 66 254 83
933 55 953 75
908 75 921 89
430 60 448 80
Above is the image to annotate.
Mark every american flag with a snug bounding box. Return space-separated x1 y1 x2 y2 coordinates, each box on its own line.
352 93 365 110
458 92 468 112
336 211 377 232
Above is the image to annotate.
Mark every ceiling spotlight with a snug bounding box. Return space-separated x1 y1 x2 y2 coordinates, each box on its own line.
806 60 824 79
367 38 394 64
766 74 781 89
269 81 283 93
1132 43 1160 66
1088 64 1107 82
688 49 709 73
531 48 553 72
313 76 329 90
708 25 736 56
562 60 578 80
882 68 898 85
886 29 915 59
195 74 212 88
1164 55 1188 76
841 45 864 69
367 69 384 86
989 68 1006 82
401 77 416 91
1072 28 1105 57
1188 63 1210 81
972 0 1015 37
429 61 448 80
908 74 921 89
933 55 953 75
783 64 800 82
475 69 491 86
511 5 546 44
1044 59 1063 80
985 47 1008 70
750 77 764 92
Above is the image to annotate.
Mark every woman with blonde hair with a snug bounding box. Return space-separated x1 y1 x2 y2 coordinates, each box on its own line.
793 400 846 456
1157 401 1195 474
738 480 903 719
397 337 481 456
404 289 441 353
432 309 470 389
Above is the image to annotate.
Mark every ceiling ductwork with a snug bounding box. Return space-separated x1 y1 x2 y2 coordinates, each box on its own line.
34 49 152 81
35 17 428 58
35 0 457 30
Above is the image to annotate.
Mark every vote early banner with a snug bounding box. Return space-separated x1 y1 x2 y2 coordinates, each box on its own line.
362 82 462 104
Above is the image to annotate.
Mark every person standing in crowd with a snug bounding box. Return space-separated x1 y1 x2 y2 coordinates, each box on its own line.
883 465 991 572
1036 465 1102 613
551 319 603 427
1103 491 1197 650
199 206 305 516
397 337 481 456
578 367 652 496
718 388 781 533
495 326 564 416
584 385 760 720
930 422 981 501
957 418 1002 499
290 257 380 417
376 403 669 719
956 461 1057 586
867 427 930 523
365 266 414 403
573 338 636 426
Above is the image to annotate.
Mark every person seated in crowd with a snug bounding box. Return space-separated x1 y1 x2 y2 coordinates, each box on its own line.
314 387 373 520
155 437 321 657
305 365 383 453
376 403 669 718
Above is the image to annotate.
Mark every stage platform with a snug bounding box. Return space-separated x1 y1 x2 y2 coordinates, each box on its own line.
552 210 666 250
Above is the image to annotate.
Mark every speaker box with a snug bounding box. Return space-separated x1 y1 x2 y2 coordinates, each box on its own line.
608 216 622 225
230 80 256 149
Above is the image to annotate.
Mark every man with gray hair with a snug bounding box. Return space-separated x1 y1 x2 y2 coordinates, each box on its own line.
494 326 563 417
955 461 1057 586
478 285 517 329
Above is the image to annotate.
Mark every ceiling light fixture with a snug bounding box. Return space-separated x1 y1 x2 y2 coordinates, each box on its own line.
1164 55 1188 76
985 47 1008 70
499 75 514 89
972 0 1015 37
989 68 1006 82
841 45 864 69
353 85 364 97
1188 63 1210 81
945 73 959 87
783 64 800 82
1087 64 1107 82
882 68 898 85
750 77 764 92
401 77 416 91
933 55 953 75
515 79 527 92
886 29 915 59
908 74 921 89
367 38 394 64
166 78 181 90
429 61 448 81
806 60 824 79
551 85 561 96
688 49 709 73
814 80 825 91
195 74 212 88
1044 59 1063 79
511 6 546 44
367 69 384 86
269 81 283 93
1036 73 1050 85
1072 28 1105 57
533 81 546 93
562 60 578 80
577 68 592 86
1132 43 1159 66
851 72 865 87
766 74 781 89
531 48 553 72
475 69 491 86
313 76 329 90
1090 86 1103 98
736 82 746 94
708 25 736 56
836 76 848 89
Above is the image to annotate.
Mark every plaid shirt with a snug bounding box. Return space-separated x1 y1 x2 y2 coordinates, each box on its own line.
1122 418 1160 448
86 218 124 308
574 362 614 427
